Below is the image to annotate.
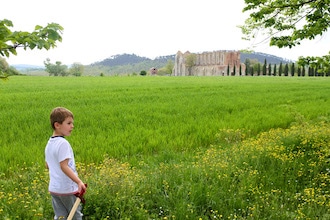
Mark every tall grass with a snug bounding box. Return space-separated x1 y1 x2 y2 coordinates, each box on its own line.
0 76 329 219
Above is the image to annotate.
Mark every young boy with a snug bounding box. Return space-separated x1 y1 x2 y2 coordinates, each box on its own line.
45 107 86 220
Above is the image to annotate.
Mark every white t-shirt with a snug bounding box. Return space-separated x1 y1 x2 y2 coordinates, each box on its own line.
45 136 78 194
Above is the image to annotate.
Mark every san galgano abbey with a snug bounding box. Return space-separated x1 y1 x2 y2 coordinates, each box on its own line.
173 50 245 76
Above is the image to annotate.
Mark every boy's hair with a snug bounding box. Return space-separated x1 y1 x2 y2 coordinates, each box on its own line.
50 107 74 130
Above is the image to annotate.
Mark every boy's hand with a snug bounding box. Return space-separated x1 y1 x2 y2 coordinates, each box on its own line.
77 181 87 194
75 183 87 203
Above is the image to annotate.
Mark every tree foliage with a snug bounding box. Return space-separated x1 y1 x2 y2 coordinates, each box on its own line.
185 54 196 76
0 19 63 79
0 57 19 80
69 62 84 76
44 58 68 76
0 19 63 58
241 0 330 48
241 0 330 73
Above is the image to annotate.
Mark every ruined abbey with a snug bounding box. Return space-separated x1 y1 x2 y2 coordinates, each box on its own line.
173 50 245 76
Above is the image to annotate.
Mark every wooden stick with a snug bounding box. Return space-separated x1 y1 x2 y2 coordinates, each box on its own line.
67 197 81 220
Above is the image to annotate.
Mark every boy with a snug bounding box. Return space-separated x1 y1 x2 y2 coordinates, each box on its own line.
45 107 86 220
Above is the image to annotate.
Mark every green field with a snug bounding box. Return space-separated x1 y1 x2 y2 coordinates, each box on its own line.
0 76 329 219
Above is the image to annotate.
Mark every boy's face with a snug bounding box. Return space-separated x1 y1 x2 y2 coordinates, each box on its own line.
54 116 74 136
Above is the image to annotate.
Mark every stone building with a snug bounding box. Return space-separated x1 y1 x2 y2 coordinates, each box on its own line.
173 50 245 76
150 67 158 75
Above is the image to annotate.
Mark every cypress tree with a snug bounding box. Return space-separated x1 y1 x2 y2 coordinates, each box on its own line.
250 66 254 76
302 66 305 76
279 62 283 76
262 59 267 75
284 63 289 76
291 63 295 76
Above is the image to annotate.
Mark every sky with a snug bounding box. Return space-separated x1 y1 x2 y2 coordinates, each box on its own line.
2 0 330 66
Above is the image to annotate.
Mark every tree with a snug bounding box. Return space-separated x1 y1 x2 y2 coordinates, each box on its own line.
256 63 261 76
250 66 254 76
0 57 19 79
241 0 330 73
164 60 174 75
284 63 289 76
279 62 283 76
291 63 295 76
273 64 277 76
268 63 272 76
69 62 84 76
244 58 251 75
302 66 306 76
185 54 196 76
262 59 267 75
0 19 63 57
297 67 301 77
44 58 68 76
0 19 63 78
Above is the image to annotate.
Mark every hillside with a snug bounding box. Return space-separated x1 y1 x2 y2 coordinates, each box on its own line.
13 52 292 76
240 51 294 64
84 52 291 75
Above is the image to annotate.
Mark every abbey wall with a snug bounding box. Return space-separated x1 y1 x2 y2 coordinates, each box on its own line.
173 50 245 76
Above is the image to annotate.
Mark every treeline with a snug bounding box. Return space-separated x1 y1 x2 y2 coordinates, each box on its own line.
239 58 330 77
44 58 84 76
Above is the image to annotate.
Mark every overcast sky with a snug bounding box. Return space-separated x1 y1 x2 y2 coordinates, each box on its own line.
2 0 329 66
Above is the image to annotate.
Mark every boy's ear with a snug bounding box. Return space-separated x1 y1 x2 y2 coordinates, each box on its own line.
54 122 61 129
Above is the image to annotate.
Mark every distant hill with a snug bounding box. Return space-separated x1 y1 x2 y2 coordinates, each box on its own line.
91 52 291 68
12 64 44 71
12 52 292 75
90 53 176 67
240 51 294 64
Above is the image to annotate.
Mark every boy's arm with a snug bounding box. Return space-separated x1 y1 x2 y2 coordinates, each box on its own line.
60 159 86 193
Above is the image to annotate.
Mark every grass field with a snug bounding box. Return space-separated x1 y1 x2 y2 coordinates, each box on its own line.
0 76 329 219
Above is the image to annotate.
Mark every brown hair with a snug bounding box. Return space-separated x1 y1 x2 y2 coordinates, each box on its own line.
50 107 74 129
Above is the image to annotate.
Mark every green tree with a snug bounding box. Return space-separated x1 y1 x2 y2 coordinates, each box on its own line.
273 64 277 76
284 63 289 76
241 0 330 73
0 19 63 78
268 63 271 76
0 57 19 79
302 66 305 77
262 59 267 75
244 58 251 75
69 62 84 76
185 54 196 76
165 60 174 75
140 70 147 76
291 63 295 76
250 66 254 76
279 62 283 76
256 63 261 76
0 19 63 57
297 67 301 77
44 58 68 76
